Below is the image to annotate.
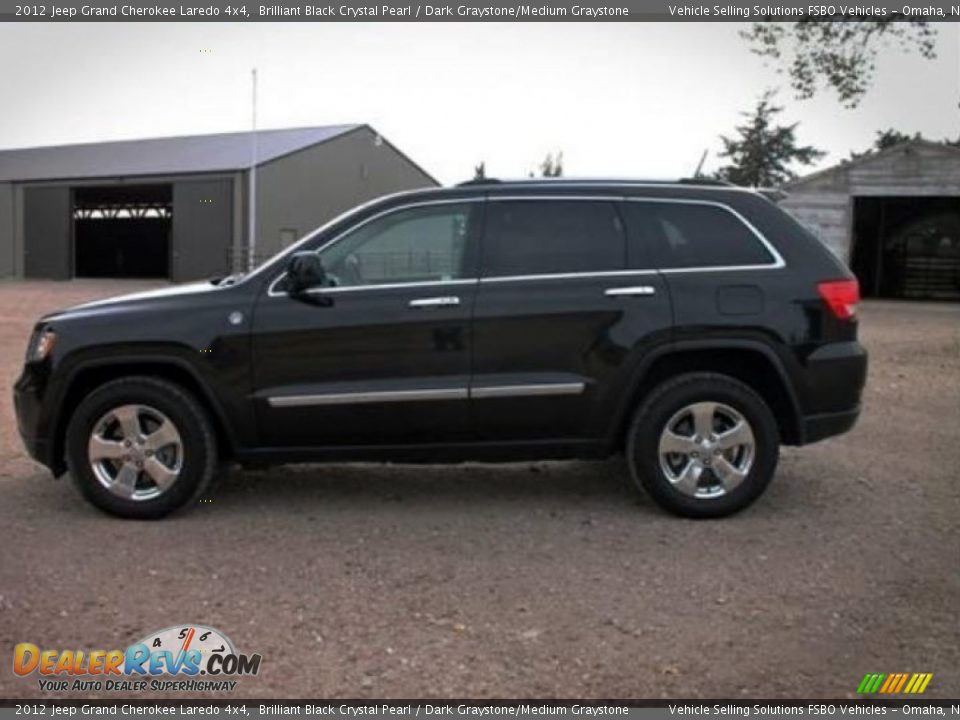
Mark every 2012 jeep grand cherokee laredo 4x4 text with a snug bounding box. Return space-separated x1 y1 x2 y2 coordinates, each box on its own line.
14 179 867 519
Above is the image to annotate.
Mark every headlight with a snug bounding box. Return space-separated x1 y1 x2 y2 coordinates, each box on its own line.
28 327 57 362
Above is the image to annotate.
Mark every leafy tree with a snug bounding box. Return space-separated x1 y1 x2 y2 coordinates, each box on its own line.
715 91 825 187
473 162 486 180
742 20 937 108
872 128 917 150
850 129 960 159
533 152 564 178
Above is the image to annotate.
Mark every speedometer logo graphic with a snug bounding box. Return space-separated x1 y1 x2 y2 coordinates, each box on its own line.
136 624 235 671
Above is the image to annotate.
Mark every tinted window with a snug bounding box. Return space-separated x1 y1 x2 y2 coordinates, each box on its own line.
482 200 625 276
319 203 474 287
625 202 775 269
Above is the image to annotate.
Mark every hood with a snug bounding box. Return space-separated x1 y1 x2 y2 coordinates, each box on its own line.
42 281 227 322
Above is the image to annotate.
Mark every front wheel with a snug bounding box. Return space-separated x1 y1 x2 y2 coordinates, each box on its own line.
626 373 780 518
65 377 217 519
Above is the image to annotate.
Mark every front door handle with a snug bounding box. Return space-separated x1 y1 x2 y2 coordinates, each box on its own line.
605 286 656 297
409 296 460 308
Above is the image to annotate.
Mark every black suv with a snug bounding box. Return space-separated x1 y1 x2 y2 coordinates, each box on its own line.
14 180 867 519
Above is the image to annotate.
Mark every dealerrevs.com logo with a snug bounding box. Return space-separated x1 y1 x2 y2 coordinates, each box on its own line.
14 624 262 693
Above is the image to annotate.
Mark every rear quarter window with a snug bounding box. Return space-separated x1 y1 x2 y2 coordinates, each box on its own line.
623 201 776 269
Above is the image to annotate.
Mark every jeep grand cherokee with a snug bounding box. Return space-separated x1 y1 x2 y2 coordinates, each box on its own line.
14 179 867 519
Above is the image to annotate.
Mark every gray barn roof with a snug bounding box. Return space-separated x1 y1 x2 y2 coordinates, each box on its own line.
0 124 362 183
783 138 960 191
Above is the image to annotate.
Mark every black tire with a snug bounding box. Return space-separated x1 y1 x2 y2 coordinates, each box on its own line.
65 377 217 519
626 372 779 518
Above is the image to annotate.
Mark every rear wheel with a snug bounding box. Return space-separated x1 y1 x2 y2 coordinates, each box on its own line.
627 373 779 518
65 377 217 519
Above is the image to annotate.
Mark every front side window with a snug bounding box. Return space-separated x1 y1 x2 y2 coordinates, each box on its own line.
482 200 626 277
624 201 776 269
318 203 475 287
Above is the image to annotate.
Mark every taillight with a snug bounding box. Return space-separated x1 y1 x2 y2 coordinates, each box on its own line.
818 279 860 320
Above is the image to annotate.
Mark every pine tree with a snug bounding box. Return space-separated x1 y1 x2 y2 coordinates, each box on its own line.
715 91 825 187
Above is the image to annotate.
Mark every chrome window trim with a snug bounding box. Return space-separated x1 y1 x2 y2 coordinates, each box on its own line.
480 269 657 284
266 193 786 297
269 277 477 298
267 197 485 298
268 388 468 407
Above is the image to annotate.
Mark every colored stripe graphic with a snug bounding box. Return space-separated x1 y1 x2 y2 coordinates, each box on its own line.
903 673 933 694
879 674 897 693
858 672 933 694
858 674 885 694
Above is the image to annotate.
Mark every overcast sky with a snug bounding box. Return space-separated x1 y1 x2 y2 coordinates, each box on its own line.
0 22 957 183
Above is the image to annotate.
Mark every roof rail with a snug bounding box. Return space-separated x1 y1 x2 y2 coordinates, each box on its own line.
678 177 735 187
756 188 788 202
456 178 502 186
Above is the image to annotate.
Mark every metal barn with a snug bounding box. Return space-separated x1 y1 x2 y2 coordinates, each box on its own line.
780 140 960 301
0 125 436 282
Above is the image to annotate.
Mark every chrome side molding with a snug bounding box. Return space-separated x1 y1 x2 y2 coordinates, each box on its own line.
266 382 587 407
471 382 586 399
267 388 468 407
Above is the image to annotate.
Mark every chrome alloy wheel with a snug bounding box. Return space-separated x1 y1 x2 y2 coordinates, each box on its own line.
657 401 755 499
87 404 183 501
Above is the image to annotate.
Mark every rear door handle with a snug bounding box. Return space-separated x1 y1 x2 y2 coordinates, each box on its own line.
409 296 460 308
605 286 656 297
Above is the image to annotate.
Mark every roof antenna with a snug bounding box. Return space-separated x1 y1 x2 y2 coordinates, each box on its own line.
693 148 708 178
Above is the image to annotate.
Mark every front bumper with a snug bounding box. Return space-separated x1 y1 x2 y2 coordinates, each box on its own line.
13 364 60 474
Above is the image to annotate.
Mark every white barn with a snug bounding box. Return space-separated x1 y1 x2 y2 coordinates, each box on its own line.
780 140 960 301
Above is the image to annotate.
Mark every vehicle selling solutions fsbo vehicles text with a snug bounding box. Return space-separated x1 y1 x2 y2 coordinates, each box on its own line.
667 4 952 16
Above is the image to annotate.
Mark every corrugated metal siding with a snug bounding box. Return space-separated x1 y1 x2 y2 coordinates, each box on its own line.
847 145 960 195
0 183 13 277
251 127 438 261
23 187 72 279
172 179 235 282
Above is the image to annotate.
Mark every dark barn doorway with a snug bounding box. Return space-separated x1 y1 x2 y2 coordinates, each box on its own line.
851 196 960 301
74 185 172 278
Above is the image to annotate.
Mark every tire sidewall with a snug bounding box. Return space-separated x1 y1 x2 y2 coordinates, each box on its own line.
66 379 215 519
629 375 779 518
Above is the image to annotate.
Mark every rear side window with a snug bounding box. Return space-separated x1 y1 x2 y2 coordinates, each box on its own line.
482 200 626 277
624 201 776 269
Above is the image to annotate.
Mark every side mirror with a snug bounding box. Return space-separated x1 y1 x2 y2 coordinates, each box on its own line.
286 252 326 293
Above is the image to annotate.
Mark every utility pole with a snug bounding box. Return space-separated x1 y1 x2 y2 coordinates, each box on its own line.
247 68 258 272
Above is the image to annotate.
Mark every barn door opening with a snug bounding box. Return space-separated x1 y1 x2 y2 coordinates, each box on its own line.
74 185 172 279
851 196 960 301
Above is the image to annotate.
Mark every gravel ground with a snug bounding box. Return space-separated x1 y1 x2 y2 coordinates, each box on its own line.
0 280 957 700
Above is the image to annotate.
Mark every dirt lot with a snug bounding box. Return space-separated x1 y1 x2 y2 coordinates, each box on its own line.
0 280 957 700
